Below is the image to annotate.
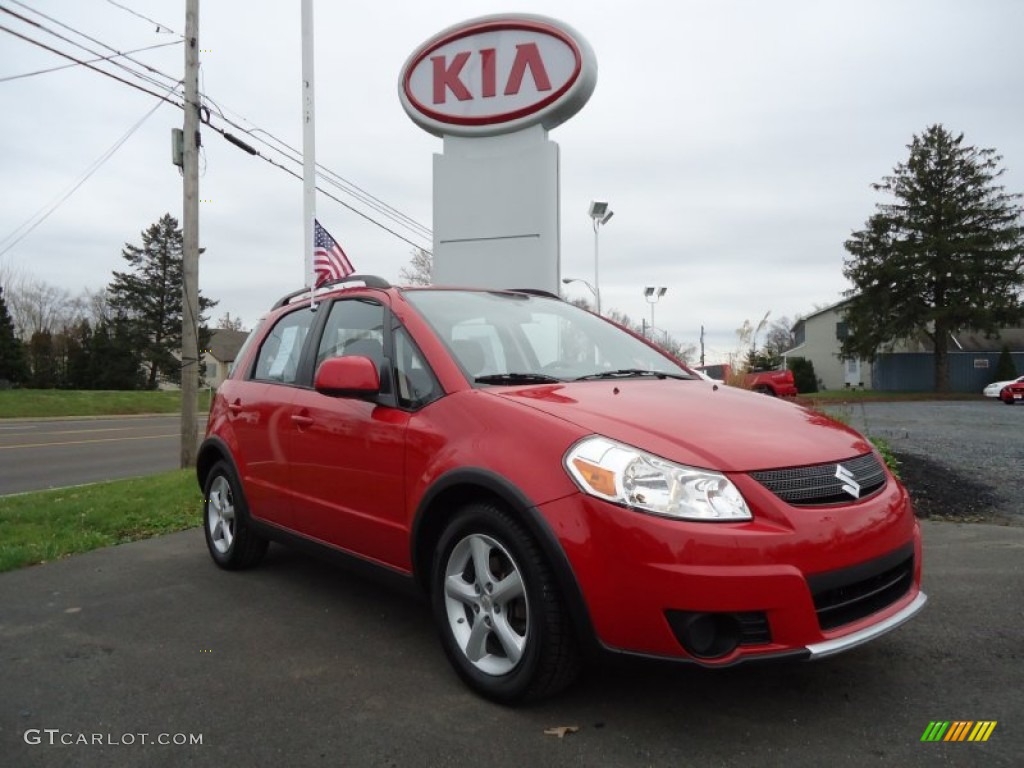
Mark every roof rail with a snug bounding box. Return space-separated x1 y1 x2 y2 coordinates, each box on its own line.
509 287 561 300
271 274 393 309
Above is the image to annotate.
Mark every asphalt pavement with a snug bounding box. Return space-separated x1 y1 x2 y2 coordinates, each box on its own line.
2 521 1021 768
0 416 206 495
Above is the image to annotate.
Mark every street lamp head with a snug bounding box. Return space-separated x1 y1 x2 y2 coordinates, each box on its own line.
600 210 614 225
644 286 667 298
589 200 609 220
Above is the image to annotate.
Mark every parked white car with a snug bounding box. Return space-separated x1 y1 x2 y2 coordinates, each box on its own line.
983 375 1024 397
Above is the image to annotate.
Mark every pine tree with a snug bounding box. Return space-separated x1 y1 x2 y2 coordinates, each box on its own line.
0 285 28 385
27 331 58 388
994 344 1018 382
842 125 1024 391
108 214 217 389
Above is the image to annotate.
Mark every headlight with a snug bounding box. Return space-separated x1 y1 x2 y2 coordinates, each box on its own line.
564 436 752 521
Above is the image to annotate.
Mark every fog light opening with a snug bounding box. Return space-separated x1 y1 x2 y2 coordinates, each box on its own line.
671 612 742 659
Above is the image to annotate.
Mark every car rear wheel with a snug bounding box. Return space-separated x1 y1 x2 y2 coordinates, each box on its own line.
431 502 580 703
203 460 268 570
755 385 775 396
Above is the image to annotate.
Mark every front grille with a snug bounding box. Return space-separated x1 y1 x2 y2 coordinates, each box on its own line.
749 453 886 506
808 545 914 631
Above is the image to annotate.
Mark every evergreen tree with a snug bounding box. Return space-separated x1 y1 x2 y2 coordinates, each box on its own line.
62 322 89 389
993 344 1018 382
92 318 146 389
842 125 1024 391
788 358 819 394
108 214 217 389
0 285 28 385
27 331 58 388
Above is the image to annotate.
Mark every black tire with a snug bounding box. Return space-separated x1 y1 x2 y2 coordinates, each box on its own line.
1004 397 1016 405
755 385 776 396
202 460 268 570
431 501 581 703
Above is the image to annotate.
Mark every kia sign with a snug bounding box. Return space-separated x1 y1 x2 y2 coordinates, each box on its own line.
399 14 597 137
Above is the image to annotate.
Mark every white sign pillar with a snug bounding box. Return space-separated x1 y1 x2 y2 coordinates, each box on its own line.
399 14 597 294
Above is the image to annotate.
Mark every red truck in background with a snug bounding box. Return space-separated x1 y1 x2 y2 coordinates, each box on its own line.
695 364 799 397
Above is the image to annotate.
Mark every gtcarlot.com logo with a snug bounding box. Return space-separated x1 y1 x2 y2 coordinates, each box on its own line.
24 729 203 747
921 721 997 742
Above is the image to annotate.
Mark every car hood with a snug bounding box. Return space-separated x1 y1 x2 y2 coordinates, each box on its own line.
490 379 872 473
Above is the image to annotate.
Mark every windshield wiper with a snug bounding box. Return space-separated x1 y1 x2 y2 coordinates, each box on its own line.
574 369 693 381
475 373 563 385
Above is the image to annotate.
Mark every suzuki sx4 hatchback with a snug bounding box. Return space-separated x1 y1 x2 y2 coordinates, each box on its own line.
198 277 925 703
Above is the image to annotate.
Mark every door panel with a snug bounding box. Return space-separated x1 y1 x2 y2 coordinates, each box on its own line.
284 391 410 567
225 382 298 527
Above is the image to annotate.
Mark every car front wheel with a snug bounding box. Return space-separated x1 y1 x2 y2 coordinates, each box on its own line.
431 502 580 703
203 460 268 570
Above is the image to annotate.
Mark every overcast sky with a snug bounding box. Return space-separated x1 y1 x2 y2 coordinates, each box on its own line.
2 0 1023 360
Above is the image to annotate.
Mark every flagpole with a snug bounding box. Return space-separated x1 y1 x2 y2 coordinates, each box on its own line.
301 0 316 298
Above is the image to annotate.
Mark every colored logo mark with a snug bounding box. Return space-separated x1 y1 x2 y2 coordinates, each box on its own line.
921 721 997 742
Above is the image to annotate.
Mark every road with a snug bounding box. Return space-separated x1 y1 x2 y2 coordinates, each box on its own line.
0 416 205 496
1 521 1021 767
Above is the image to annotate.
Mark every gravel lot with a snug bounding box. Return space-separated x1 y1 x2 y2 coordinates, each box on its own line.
832 400 1023 525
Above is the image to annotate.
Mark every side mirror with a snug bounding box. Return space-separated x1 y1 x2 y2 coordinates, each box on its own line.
314 356 380 397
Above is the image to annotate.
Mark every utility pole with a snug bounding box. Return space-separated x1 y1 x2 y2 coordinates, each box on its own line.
180 0 200 468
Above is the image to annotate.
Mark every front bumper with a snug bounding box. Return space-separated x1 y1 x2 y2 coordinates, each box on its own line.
538 475 924 664
805 591 927 658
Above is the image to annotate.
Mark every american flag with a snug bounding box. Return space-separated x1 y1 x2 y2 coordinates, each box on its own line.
313 219 355 287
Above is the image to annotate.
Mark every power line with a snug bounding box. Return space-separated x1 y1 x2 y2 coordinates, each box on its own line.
3 4 181 94
104 0 179 37
206 122 432 253
0 22 184 107
0 94 172 257
0 39 181 83
2 8 433 252
194 89 431 240
210 111 432 242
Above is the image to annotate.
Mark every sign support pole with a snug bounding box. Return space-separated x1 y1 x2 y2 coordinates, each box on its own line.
302 0 316 292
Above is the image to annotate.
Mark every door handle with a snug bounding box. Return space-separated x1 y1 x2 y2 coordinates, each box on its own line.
291 414 314 428
228 400 243 413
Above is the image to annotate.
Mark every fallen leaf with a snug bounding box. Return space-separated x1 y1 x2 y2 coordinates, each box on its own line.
544 726 579 739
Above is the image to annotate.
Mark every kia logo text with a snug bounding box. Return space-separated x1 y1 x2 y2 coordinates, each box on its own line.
399 14 597 137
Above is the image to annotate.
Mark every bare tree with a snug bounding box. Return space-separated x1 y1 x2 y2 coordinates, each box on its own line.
4 275 76 340
399 248 433 286
217 312 246 332
605 308 695 363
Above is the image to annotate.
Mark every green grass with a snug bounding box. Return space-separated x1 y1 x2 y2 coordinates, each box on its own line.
0 389 213 419
0 470 202 573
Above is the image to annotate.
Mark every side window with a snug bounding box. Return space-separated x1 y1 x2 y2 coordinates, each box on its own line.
252 308 315 384
315 298 389 393
394 327 440 409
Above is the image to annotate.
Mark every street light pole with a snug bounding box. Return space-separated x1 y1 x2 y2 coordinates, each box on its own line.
561 277 598 309
644 286 667 340
588 200 613 315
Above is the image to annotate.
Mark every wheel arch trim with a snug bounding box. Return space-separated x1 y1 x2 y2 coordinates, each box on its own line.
411 467 600 656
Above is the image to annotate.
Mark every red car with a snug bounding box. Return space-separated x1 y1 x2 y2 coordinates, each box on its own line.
197 277 925 703
1000 380 1024 404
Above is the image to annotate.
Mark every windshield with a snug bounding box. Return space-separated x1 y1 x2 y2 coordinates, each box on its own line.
404 290 692 383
